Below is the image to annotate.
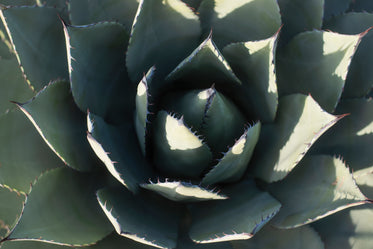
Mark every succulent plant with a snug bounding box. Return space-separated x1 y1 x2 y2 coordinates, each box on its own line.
0 0 373 248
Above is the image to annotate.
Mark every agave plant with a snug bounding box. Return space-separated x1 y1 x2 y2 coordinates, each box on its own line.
0 0 372 248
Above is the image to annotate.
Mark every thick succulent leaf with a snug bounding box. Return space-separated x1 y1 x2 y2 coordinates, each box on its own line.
17 80 101 171
202 123 261 185
0 42 34 116
163 87 246 155
312 98 373 174
37 0 69 20
87 113 152 193
135 67 154 155
313 206 373 249
355 173 373 200
198 0 281 48
177 212 234 249
0 0 35 7
349 0 373 12
97 187 181 249
69 0 139 33
1 232 154 249
165 36 241 93
8 167 113 246
0 6 68 91
323 0 352 20
126 0 201 83
0 25 12 59
65 22 134 124
269 155 369 228
222 34 278 122
231 224 324 249
324 12 373 98
251 94 341 182
0 185 25 240
277 0 323 45
152 111 212 178
141 180 227 202
0 110 64 193
276 30 361 113
189 180 281 243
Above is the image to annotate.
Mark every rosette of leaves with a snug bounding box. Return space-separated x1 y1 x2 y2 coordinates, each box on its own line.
0 0 373 248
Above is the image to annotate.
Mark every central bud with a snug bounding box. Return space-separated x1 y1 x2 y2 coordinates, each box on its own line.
152 86 247 179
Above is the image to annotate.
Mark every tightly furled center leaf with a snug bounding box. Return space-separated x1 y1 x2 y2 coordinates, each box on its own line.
151 87 247 178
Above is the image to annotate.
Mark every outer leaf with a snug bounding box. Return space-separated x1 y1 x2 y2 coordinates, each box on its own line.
141 180 227 202
311 98 373 174
349 0 373 12
251 94 341 182
1 233 153 249
37 0 69 20
87 113 152 193
0 185 25 240
65 22 134 124
323 0 352 20
324 12 373 98
198 0 281 48
276 30 361 112
152 111 212 178
126 0 201 83
277 0 323 45
223 34 278 122
0 6 68 91
0 0 35 6
17 80 101 172
269 155 369 228
69 0 139 33
231 225 324 249
0 110 63 193
189 180 281 243
355 173 373 200
202 123 261 185
0 40 34 116
313 206 373 249
8 167 113 246
97 187 181 249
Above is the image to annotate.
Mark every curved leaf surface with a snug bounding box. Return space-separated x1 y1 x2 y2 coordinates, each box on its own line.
8 167 113 246
189 180 281 243
223 34 278 122
276 30 361 112
126 0 201 83
65 22 134 124
0 6 68 91
97 187 181 249
0 110 63 193
141 180 227 202
231 225 324 249
18 80 101 171
313 206 373 249
198 0 281 48
87 113 152 193
251 94 341 182
0 185 25 240
69 0 139 33
269 155 368 228
324 12 373 98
